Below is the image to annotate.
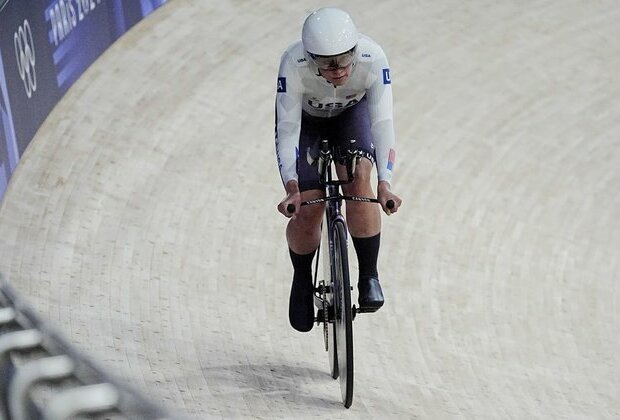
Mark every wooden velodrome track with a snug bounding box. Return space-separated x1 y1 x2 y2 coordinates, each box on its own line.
1 0 619 418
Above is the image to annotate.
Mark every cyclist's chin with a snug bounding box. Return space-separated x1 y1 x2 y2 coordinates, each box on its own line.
328 75 349 86
320 68 351 86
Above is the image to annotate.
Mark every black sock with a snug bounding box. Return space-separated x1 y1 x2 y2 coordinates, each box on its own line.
351 233 380 280
288 249 316 332
289 249 316 284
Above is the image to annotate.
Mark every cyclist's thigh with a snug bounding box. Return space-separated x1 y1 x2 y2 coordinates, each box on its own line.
336 158 374 197
298 112 323 192
335 157 373 184
332 97 376 165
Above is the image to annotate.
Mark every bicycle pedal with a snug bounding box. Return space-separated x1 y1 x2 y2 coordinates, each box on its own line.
355 305 380 314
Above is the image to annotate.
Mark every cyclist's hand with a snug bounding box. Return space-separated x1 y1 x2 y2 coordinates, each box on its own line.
277 180 301 218
378 181 402 215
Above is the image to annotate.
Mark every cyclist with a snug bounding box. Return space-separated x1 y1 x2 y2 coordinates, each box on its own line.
275 7 402 332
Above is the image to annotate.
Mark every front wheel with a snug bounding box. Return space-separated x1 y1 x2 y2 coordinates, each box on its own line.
331 219 354 408
321 220 339 380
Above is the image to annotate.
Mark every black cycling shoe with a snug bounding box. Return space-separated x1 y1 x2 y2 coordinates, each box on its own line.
358 277 384 311
289 278 314 332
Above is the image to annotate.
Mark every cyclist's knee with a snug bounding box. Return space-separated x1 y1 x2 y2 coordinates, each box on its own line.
345 158 373 194
288 204 324 247
292 190 324 227
296 204 324 226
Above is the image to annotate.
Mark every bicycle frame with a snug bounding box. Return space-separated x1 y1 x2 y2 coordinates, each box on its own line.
307 140 357 311
305 140 361 407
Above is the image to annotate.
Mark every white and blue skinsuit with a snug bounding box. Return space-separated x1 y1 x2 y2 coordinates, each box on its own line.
275 34 397 191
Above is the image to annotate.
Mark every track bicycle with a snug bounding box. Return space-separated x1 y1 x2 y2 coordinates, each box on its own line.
287 139 393 408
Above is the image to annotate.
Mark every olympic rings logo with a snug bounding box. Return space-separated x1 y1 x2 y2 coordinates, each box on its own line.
14 19 37 99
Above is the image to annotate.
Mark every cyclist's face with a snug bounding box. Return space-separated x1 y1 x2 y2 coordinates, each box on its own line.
319 64 352 86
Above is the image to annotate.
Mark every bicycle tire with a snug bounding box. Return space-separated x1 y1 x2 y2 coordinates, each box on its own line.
332 219 354 408
322 218 339 379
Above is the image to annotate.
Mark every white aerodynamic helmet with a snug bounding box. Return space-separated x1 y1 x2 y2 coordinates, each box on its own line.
302 7 359 64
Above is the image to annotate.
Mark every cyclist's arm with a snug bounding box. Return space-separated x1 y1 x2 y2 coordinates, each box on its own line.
365 46 396 186
275 50 304 187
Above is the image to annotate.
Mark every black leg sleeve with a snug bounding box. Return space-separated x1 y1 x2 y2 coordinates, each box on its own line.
351 233 380 279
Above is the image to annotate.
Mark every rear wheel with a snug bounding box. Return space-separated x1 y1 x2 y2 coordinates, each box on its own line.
328 317 338 379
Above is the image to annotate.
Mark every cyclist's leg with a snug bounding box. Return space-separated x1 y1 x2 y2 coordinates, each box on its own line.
333 99 385 310
286 113 326 332
337 159 384 309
